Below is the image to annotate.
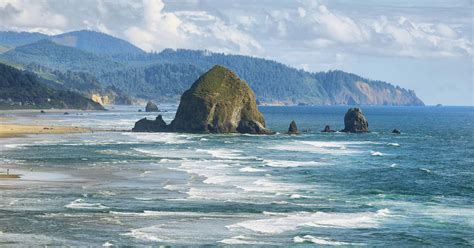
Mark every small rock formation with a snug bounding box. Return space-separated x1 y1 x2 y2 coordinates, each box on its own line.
145 101 159 112
168 65 272 134
341 108 369 133
40 110 45 114
132 115 168 132
392 128 401 134
287 120 299 134
321 125 335 132
64 112 69 115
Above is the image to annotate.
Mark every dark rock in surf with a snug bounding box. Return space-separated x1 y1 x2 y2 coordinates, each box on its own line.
321 125 335 132
145 101 159 112
341 108 369 133
132 115 168 132
287 120 299 134
392 128 401 134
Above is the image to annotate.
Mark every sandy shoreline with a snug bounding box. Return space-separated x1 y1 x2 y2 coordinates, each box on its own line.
0 109 102 138
0 124 93 138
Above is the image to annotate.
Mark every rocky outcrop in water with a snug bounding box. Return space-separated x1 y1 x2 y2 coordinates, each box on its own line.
392 128 401 134
167 65 272 134
341 108 369 133
132 65 273 134
132 115 167 132
145 101 159 112
287 120 299 134
322 125 335 132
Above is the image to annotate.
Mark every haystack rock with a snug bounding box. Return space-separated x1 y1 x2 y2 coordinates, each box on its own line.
341 108 369 133
132 65 273 134
145 101 159 112
169 65 272 134
287 120 299 134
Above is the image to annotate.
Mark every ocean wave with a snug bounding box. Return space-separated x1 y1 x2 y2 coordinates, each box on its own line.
65 199 109 210
371 151 383 156
387 142 400 147
267 141 367 155
134 148 203 159
122 228 163 242
227 209 389 234
293 235 357 245
239 166 266 172
124 132 192 144
264 159 325 168
236 178 300 193
218 235 271 245
196 148 256 160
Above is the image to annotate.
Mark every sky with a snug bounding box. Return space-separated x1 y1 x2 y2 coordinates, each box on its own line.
0 0 472 105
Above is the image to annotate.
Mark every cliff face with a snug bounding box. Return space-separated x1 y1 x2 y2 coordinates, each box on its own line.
317 71 424 106
169 65 270 134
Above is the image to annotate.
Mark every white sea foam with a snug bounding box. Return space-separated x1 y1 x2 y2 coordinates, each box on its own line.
293 235 355 245
290 194 308 199
420 168 431 173
387 143 400 147
3 143 27 149
134 148 203 159
268 141 368 155
65 199 109 210
227 209 388 234
239 166 266 172
196 148 255 160
371 151 383 156
125 132 191 144
122 228 163 242
102 241 115 247
218 235 270 245
264 159 325 168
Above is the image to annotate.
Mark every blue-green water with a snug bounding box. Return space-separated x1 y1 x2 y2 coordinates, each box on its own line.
0 106 473 246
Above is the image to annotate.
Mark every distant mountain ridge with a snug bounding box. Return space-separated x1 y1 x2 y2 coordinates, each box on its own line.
51 30 145 55
0 30 424 106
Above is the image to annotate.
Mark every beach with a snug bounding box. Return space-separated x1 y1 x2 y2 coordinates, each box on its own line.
0 123 92 138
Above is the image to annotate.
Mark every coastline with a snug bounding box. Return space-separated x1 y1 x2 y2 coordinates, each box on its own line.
0 112 95 138
0 124 93 138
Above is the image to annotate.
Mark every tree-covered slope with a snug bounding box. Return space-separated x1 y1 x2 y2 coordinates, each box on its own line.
0 40 124 74
0 30 424 106
109 49 423 105
0 63 104 110
51 30 144 55
0 31 48 47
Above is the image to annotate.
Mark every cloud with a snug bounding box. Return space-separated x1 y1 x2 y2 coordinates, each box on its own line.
0 0 471 59
0 0 67 34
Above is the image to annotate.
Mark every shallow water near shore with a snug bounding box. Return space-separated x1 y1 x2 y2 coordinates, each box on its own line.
0 105 473 246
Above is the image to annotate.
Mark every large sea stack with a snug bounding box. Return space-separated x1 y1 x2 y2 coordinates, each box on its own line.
170 65 272 134
341 108 369 133
132 65 272 134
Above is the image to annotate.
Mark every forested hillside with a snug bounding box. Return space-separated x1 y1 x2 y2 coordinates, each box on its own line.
0 63 104 110
0 30 424 106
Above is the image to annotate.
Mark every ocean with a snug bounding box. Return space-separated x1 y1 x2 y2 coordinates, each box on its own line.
0 105 473 246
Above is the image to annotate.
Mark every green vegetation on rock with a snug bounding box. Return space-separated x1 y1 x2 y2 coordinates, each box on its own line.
169 65 270 134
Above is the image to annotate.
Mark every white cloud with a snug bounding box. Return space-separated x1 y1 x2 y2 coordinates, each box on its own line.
0 0 67 34
0 0 471 59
